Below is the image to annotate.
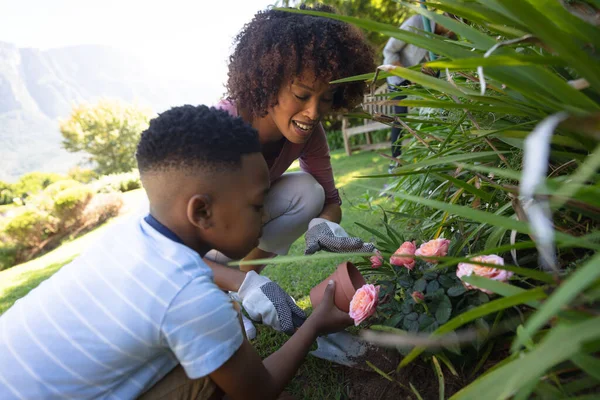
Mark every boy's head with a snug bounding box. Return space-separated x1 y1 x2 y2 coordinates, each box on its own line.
136 105 269 259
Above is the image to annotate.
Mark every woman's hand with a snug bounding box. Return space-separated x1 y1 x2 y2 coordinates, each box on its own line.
304 218 375 255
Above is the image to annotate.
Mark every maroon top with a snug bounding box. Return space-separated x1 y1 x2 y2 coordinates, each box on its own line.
217 100 341 206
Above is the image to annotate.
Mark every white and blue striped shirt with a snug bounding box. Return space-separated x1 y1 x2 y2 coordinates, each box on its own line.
0 214 243 399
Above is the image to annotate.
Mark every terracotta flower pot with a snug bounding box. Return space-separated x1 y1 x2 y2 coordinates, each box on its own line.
310 261 366 313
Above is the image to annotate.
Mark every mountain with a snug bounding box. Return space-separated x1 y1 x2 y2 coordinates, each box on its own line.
0 42 218 181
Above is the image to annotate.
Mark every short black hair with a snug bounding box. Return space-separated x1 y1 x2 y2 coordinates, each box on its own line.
227 4 376 118
136 105 261 173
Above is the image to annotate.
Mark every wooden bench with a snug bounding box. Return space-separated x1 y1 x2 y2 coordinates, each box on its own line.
341 84 393 156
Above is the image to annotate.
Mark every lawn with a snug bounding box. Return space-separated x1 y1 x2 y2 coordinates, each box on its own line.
0 149 392 398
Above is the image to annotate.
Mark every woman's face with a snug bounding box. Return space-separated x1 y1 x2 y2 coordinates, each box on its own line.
269 70 336 144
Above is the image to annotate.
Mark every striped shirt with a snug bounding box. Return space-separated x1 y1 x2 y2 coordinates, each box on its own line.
0 214 243 399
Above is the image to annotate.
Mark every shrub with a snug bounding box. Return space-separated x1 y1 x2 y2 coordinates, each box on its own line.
68 166 99 184
12 172 67 199
0 181 15 205
52 186 94 226
3 209 57 248
81 192 123 226
92 170 141 193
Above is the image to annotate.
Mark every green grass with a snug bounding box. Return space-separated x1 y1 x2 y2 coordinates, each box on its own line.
0 149 391 398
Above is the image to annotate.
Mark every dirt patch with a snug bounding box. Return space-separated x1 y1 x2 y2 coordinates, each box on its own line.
341 347 464 399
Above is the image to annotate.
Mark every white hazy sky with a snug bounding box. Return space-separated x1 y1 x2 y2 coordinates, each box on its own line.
0 0 277 104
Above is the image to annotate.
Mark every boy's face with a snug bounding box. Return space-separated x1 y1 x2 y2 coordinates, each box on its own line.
202 153 270 260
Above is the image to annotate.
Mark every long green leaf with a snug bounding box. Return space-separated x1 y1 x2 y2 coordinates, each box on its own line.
462 275 544 308
398 99 532 116
512 252 600 352
392 151 508 173
384 66 478 97
428 55 568 69
571 353 600 381
399 288 547 368
498 0 600 91
230 252 373 266
392 192 600 251
432 356 445 400
451 317 600 400
433 172 494 202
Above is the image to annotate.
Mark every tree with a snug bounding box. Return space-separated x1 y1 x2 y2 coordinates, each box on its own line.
287 0 409 50
60 100 153 175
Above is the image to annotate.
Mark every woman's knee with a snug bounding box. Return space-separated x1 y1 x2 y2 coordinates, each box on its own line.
280 172 325 218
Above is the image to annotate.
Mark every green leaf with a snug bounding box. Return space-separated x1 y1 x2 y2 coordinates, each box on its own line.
231 252 373 266
512 252 600 352
398 99 532 116
383 66 478 98
450 318 600 400
462 275 544 308
427 280 441 294
448 285 467 297
427 55 568 69
435 301 452 324
354 222 391 244
498 0 600 91
390 192 600 251
433 173 494 202
414 278 427 292
571 353 600 381
399 288 547 369
432 356 446 400
410 382 425 400
365 360 394 382
393 151 509 173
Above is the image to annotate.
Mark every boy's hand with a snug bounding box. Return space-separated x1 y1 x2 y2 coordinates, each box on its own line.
238 271 306 335
304 218 375 255
307 280 354 336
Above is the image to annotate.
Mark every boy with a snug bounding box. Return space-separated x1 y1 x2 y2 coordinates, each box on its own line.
0 105 352 399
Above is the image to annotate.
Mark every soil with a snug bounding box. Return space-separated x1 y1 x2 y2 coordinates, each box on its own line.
341 346 464 400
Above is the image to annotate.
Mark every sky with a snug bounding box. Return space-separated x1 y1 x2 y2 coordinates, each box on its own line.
0 0 277 105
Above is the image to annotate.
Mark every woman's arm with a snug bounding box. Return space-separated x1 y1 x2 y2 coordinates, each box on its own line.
319 202 342 224
299 124 342 210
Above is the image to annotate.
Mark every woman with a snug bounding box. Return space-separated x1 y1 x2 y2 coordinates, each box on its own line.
206 5 376 271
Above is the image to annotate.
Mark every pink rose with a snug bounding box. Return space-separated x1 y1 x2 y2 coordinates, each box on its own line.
411 291 425 304
415 238 451 263
390 241 416 270
457 255 513 295
349 284 380 326
370 250 383 269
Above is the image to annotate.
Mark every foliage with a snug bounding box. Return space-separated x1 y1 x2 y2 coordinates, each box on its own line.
60 100 152 175
68 166 99 184
52 186 94 226
326 128 388 151
11 172 67 200
0 181 15 206
372 247 490 342
286 0 408 49
81 192 123 226
3 209 57 248
289 0 600 397
91 170 141 193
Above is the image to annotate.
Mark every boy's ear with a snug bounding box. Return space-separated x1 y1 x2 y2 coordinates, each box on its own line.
187 194 213 229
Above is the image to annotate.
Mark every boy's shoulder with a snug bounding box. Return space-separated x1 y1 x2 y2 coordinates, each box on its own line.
79 213 214 284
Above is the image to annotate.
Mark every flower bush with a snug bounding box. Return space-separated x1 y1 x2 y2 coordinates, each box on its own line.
367 239 495 340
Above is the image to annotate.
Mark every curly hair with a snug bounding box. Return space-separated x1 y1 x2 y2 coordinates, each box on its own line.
227 4 376 118
136 105 260 173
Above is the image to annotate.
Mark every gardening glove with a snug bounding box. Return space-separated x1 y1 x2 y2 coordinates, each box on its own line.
237 270 306 335
304 218 375 255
